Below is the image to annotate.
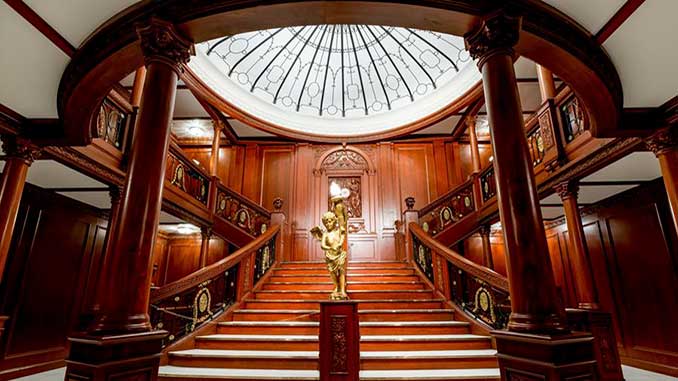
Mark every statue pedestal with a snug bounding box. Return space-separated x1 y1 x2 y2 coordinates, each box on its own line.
319 301 359 381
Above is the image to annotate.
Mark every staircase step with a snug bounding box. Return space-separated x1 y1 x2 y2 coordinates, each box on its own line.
168 349 318 370
253 289 434 300
195 333 490 351
217 320 471 335
361 349 498 370
274 268 414 276
158 366 501 381
359 309 455 322
279 261 409 269
243 299 444 310
269 274 421 282
261 281 425 291
232 309 319 322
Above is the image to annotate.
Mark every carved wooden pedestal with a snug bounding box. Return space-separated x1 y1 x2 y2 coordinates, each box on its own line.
493 330 597 381
567 309 623 381
65 331 166 381
319 301 359 381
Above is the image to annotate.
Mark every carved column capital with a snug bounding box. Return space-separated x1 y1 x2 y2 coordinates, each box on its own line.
1 136 40 165
200 226 212 240
645 127 678 156
108 186 122 204
136 18 193 71
464 12 521 68
478 224 491 237
554 181 579 201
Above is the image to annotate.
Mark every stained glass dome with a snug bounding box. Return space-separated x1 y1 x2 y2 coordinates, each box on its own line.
189 25 480 138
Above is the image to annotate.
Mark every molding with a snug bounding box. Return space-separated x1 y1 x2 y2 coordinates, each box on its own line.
0 103 25 135
4 0 75 57
596 0 646 43
44 146 125 186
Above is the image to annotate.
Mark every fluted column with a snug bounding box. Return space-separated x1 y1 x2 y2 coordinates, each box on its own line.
555 181 599 309
467 116 482 174
536 64 557 101
646 128 678 238
465 12 567 334
0 136 39 340
478 224 494 270
209 121 223 177
199 227 211 268
88 18 192 334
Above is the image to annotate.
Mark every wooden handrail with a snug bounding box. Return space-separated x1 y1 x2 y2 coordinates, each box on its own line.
409 222 508 291
419 176 477 217
169 141 211 180
150 223 280 302
216 182 271 218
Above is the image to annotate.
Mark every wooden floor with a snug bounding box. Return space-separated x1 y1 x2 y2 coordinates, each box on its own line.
159 261 501 381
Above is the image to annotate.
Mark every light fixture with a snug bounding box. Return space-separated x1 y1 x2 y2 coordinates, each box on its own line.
187 120 204 137
176 223 200 235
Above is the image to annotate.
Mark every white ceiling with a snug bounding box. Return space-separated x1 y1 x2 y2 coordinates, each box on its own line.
541 0 626 35
602 1 678 107
174 89 209 118
0 2 69 118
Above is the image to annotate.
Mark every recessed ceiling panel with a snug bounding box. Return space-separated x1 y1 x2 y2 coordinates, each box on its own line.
189 25 480 138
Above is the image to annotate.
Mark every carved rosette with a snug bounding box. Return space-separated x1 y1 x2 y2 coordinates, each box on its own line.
464 12 521 68
554 181 579 201
645 128 678 156
1 136 40 165
136 18 193 71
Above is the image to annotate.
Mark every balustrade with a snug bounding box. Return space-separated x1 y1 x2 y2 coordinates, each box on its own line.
214 184 272 237
166 144 211 205
95 98 129 150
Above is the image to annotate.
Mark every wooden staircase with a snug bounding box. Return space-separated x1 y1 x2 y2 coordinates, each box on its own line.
159 261 500 380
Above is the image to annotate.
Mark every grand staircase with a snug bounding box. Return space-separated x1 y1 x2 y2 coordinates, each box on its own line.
159 261 500 380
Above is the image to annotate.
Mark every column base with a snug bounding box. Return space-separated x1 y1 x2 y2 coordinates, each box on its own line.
0 315 8 340
65 330 167 381
492 330 597 381
567 308 623 381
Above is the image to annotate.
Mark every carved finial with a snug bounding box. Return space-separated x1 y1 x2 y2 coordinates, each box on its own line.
136 18 194 71
645 128 678 156
464 11 521 68
554 181 579 200
1 136 40 165
273 197 284 211
405 196 416 210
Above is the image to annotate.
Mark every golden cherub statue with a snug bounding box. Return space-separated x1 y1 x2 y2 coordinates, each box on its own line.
311 211 348 300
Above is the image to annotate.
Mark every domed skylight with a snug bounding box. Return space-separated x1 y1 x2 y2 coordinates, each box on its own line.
189 25 480 138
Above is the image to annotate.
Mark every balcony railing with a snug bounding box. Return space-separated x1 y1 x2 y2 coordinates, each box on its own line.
166 144 211 206
214 184 272 237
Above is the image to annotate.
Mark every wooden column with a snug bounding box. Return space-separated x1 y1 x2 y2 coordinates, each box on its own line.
66 19 192 381
646 128 678 238
199 227 211 268
466 12 596 381
209 121 223 177
536 64 557 101
555 181 599 310
0 136 39 339
467 116 482 174
478 224 494 270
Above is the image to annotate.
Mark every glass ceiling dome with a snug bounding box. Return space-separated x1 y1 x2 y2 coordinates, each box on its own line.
189 25 480 138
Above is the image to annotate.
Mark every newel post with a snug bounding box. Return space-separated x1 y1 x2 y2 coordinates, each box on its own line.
270 197 286 262
401 196 419 263
319 301 360 381
466 11 597 380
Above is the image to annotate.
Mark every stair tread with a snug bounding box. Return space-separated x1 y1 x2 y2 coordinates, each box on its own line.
219 320 468 327
256 290 431 293
159 366 501 380
234 309 452 313
170 349 497 359
244 298 445 303
198 334 488 342
266 281 422 284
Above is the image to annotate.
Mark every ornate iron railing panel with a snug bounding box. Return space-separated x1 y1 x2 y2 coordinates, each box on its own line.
412 235 434 283
95 98 127 149
214 185 271 237
253 234 276 285
418 181 476 235
150 265 238 347
165 150 210 205
527 125 546 167
479 166 496 203
560 95 585 143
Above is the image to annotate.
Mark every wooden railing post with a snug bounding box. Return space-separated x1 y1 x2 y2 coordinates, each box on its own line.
402 196 419 263
319 301 359 381
270 197 286 262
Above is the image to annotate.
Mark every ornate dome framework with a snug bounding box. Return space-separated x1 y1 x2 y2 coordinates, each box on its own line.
188 24 481 139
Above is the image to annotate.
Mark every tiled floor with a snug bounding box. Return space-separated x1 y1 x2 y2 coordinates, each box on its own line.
12 365 678 380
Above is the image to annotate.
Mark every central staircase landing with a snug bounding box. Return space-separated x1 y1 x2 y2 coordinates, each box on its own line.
159 261 499 380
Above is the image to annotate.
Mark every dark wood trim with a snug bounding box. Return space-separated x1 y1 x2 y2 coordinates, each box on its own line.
0 103 25 135
579 180 650 186
4 0 76 57
46 187 110 193
596 0 646 43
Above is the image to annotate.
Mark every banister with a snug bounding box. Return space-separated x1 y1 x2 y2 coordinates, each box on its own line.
409 222 508 291
169 141 211 180
151 223 280 302
216 182 271 218
419 176 477 217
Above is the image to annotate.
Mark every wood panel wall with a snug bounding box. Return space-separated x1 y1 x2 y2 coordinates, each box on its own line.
194 138 468 262
461 179 678 375
151 233 229 286
0 184 109 377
